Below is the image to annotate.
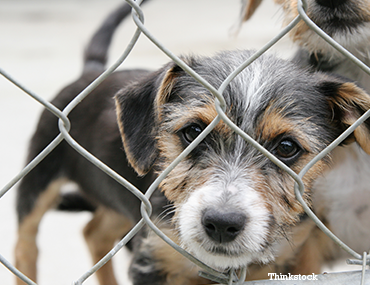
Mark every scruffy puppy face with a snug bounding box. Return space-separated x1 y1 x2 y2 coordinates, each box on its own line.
116 50 370 270
275 0 370 56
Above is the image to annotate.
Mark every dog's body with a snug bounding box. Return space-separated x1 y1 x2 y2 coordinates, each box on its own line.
16 1 370 285
239 0 370 267
14 2 166 285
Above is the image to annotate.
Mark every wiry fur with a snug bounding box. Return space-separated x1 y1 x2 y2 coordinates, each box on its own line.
116 49 370 282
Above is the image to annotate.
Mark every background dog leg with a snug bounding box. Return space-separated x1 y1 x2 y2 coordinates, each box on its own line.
83 206 132 285
14 178 65 285
289 226 336 275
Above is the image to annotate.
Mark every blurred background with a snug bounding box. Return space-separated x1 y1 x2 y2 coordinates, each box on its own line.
0 0 332 284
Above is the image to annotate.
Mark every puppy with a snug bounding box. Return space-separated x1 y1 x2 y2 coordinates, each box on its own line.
116 51 370 283
238 0 370 270
16 2 370 285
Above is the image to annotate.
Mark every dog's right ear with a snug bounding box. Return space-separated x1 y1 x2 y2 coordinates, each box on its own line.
115 63 184 176
115 70 161 176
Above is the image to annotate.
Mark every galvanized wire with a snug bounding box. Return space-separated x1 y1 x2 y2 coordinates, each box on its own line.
1 0 370 284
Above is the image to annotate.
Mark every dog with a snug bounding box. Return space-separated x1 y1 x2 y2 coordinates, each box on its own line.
237 0 370 90
238 0 370 270
116 49 370 283
14 2 159 285
15 1 370 285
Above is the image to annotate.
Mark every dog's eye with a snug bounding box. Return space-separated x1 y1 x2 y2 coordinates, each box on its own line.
275 139 300 160
182 124 203 144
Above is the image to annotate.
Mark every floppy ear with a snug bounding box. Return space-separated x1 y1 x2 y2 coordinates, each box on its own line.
320 80 370 154
115 63 184 175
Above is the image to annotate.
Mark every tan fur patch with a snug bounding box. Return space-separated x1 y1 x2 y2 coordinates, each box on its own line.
335 82 370 154
156 103 231 204
273 0 309 40
257 106 312 152
289 223 338 275
257 110 293 140
15 178 67 284
163 101 232 137
83 207 132 285
158 153 210 204
254 104 331 225
156 68 179 114
246 218 317 280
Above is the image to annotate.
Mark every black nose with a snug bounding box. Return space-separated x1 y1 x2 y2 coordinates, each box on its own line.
316 0 347 9
202 209 247 243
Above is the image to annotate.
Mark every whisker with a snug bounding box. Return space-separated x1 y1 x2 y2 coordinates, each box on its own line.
153 204 176 225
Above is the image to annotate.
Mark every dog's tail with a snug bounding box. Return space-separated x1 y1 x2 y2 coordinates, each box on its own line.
82 0 149 74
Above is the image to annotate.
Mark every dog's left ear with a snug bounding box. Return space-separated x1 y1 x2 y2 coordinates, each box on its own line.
320 80 370 154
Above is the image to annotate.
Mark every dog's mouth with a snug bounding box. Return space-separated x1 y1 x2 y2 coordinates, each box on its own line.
208 247 238 256
202 242 247 257
179 234 276 270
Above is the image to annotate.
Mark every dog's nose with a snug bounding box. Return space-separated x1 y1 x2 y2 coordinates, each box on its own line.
202 209 247 243
316 0 347 9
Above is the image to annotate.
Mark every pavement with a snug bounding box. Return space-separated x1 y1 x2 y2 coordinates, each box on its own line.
0 0 354 284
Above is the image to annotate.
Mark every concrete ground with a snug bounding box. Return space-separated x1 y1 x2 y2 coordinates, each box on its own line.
0 0 358 284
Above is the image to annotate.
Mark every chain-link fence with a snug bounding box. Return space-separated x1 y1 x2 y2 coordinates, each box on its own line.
1 0 370 284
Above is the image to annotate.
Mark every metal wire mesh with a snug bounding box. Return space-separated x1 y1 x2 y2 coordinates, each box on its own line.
1 0 370 284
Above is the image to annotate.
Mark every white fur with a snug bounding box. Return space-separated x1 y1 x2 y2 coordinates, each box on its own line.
177 169 274 270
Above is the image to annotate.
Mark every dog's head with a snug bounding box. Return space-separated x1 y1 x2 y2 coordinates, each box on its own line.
240 0 370 57
115 50 370 269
